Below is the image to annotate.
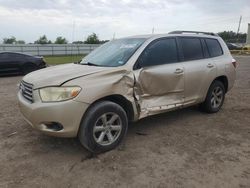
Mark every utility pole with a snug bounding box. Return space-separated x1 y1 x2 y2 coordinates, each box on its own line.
152 27 155 34
236 16 242 42
71 20 76 60
236 15 242 35
72 20 76 43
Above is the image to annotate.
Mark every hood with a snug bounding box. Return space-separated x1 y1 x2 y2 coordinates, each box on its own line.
23 63 109 89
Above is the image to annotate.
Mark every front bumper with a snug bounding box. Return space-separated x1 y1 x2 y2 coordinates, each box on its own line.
18 91 89 137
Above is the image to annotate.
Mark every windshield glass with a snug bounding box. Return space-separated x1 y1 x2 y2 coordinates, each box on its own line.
80 38 146 67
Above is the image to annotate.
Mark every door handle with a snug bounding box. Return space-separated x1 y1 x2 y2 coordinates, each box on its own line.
174 68 184 74
207 63 214 68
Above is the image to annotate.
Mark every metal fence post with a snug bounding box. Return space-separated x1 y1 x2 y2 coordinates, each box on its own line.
77 45 80 55
52 45 54 56
37 45 39 56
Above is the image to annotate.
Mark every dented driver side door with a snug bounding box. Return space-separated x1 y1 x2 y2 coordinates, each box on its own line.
133 38 184 117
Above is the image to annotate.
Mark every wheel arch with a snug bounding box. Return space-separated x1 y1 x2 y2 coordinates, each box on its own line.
213 75 228 93
200 75 227 113
202 75 229 102
85 94 136 122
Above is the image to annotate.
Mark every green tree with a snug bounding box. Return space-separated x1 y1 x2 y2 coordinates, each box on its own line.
3 36 16 44
55 36 68 44
16 40 25 44
218 31 247 43
100 40 109 44
73 41 84 44
84 33 100 44
34 35 51 44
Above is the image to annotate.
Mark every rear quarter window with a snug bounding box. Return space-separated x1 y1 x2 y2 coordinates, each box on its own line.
205 39 223 57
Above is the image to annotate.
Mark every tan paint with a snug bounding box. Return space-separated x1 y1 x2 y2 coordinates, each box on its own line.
19 33 236 137
133 63 185 118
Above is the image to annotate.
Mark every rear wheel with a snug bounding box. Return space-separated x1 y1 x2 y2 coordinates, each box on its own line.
200 80 225 113
78 101 128 153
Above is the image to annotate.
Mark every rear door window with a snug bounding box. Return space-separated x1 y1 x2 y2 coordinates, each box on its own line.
205 39 223 57
12 53 23 60
180 37 203 61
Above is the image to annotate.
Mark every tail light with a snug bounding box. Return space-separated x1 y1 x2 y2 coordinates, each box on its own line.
232 59 238 68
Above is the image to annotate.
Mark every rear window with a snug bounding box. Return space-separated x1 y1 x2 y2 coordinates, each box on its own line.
205 39 223 57
0 53 9 61
180 38 203 61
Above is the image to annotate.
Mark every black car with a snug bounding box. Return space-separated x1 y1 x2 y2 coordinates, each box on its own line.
226 43 242 50
0 52 47 75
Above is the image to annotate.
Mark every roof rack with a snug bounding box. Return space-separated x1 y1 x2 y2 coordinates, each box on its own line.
169 30 219 36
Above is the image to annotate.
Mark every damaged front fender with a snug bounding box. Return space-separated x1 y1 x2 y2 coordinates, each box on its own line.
65 68 140 121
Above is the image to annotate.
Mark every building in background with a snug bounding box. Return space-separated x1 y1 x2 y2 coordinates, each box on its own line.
246 23 250 44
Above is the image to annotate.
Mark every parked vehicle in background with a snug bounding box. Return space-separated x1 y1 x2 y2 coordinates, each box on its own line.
243 44 250 51
226 43 242 50
18 31 237 153
0 52 47 75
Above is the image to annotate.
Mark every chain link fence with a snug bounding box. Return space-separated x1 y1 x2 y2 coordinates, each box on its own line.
0 44 101 56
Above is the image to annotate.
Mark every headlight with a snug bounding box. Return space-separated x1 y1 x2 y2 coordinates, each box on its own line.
39 86 81 102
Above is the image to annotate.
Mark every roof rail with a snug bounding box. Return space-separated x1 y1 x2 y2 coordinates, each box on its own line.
169 30 219 36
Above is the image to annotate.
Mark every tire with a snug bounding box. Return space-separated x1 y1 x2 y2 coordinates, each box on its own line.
200 80 225 113
22 63 38 75
78 101 128 153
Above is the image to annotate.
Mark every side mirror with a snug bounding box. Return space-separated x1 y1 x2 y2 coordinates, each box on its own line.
74 60 81 64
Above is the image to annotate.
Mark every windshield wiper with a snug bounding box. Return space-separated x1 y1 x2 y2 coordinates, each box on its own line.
82 62 100 66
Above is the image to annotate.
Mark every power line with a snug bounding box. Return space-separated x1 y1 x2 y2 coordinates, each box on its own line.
176 16 250 30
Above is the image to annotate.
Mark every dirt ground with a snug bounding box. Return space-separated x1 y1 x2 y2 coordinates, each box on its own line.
0 56 249 188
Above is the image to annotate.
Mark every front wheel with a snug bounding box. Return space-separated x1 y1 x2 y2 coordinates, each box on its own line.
78 101 128 153
200 80 225 113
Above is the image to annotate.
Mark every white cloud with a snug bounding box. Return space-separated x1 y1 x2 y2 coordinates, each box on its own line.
0 0 249 43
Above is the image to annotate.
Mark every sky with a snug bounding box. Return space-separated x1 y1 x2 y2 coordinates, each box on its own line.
0 0 250 43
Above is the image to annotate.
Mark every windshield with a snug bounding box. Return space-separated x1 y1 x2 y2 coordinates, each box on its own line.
80 38 146 67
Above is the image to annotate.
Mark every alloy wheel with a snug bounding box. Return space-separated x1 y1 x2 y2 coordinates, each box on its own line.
211 86 223 108
93 112 122 146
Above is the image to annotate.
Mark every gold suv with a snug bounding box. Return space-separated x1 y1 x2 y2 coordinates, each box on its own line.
18 31 237 153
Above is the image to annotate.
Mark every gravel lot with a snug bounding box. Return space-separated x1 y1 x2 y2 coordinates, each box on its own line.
0 56 249 188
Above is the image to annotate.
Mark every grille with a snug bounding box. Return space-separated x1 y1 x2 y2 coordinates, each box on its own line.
20 80 33 103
